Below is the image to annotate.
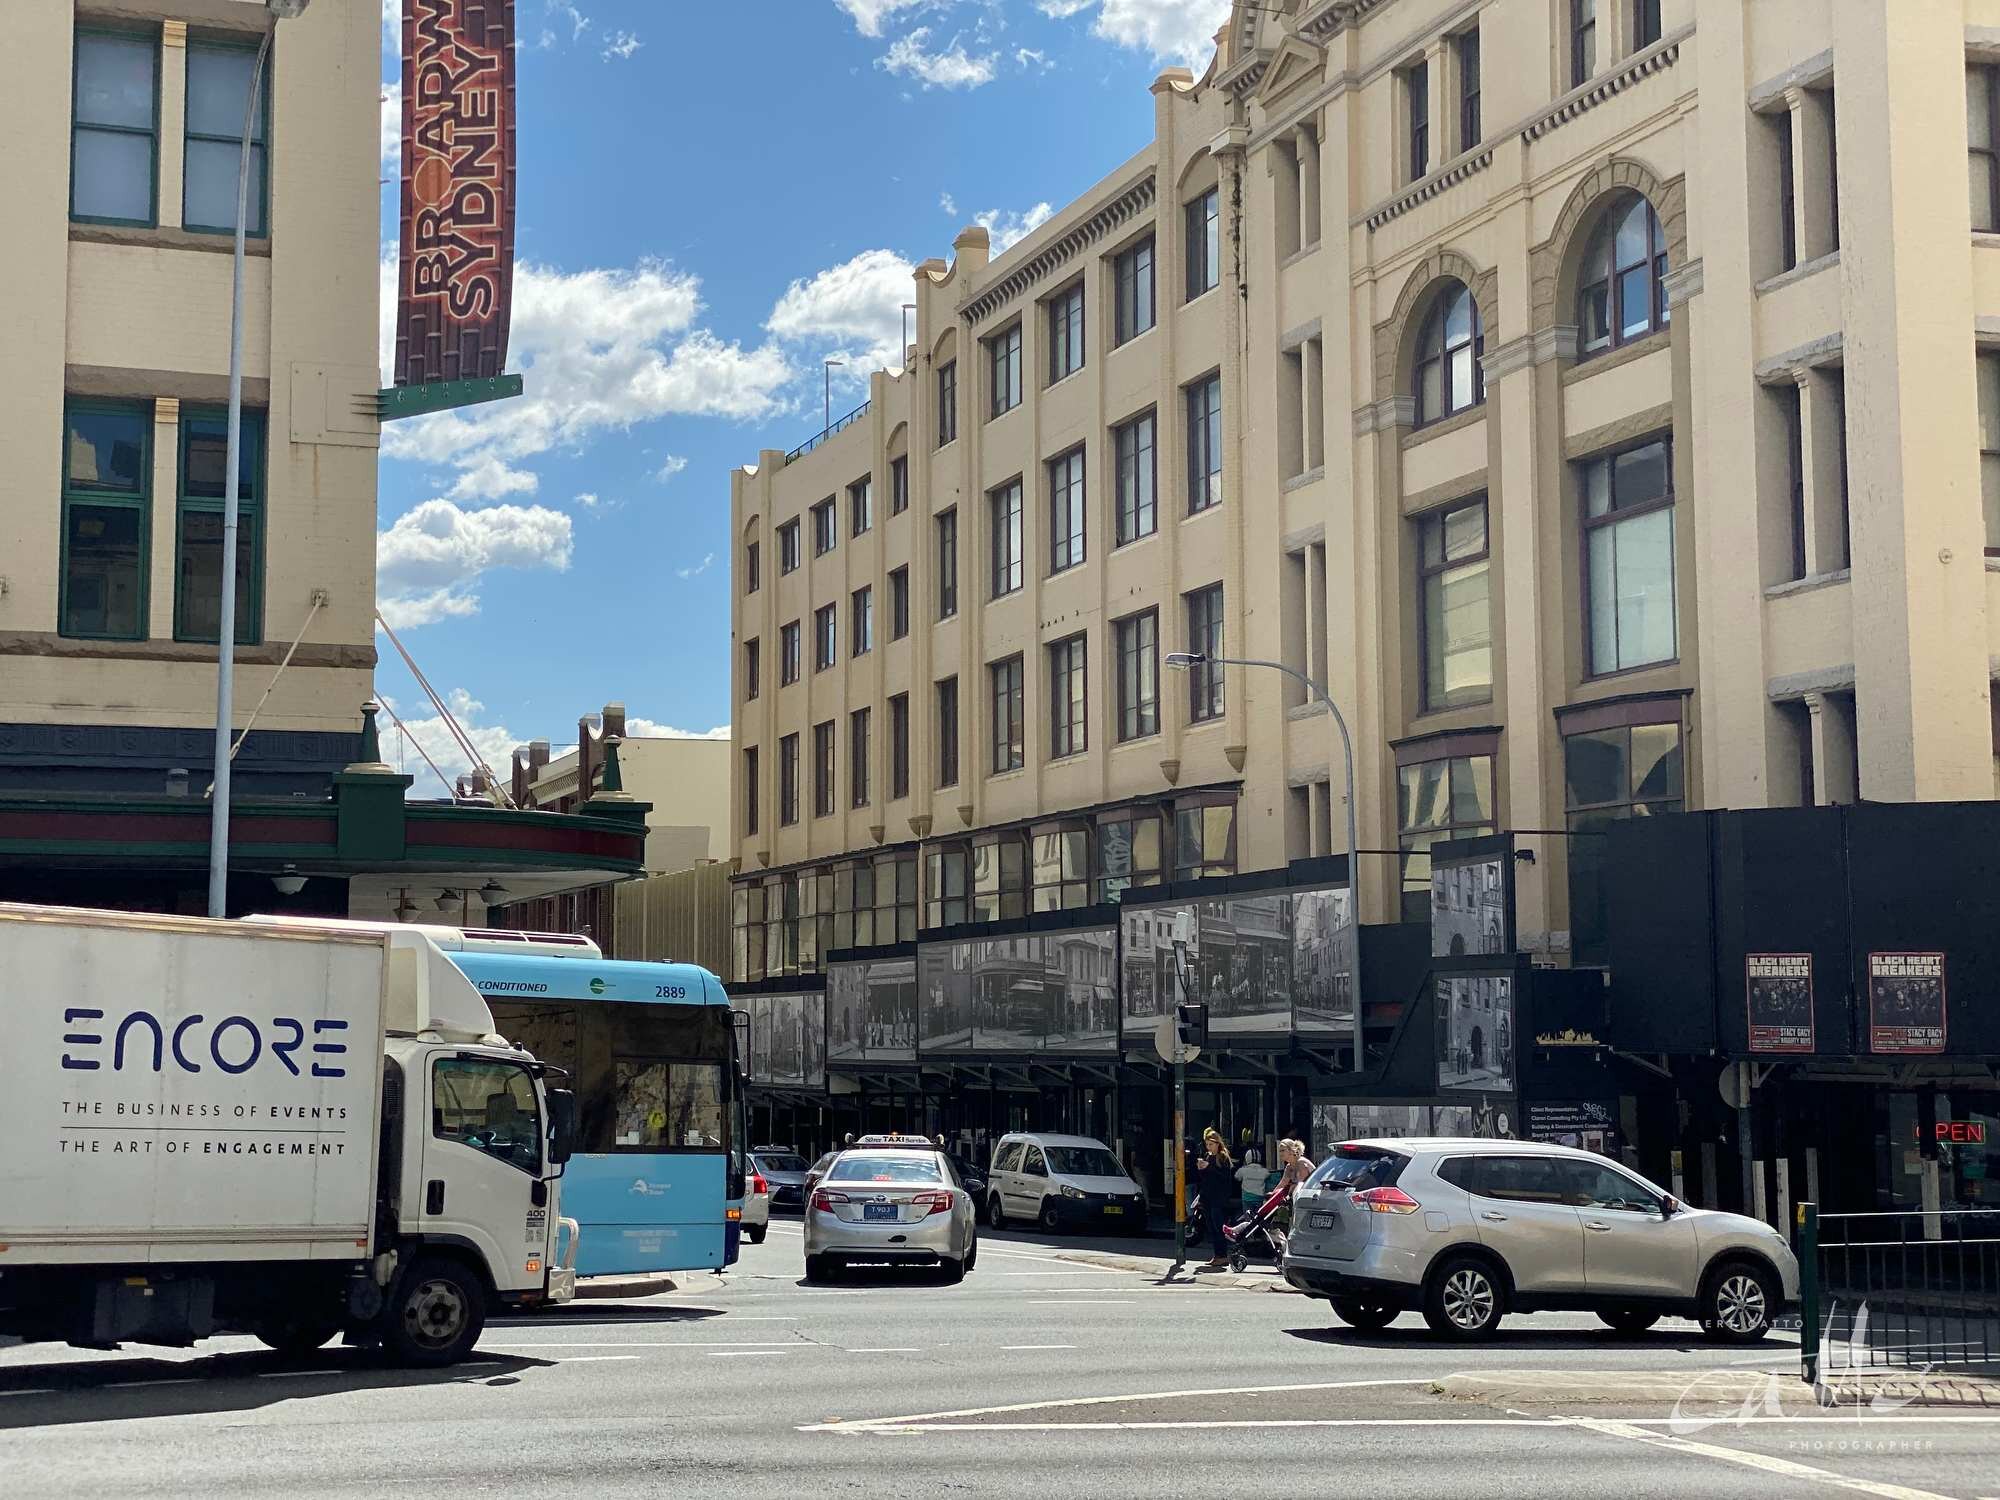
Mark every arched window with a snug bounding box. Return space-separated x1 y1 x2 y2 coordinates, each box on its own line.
1414 280 1484 425
1578 196 1668 355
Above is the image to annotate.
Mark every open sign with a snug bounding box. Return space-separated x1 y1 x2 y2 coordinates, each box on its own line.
1936 1121 1988 1144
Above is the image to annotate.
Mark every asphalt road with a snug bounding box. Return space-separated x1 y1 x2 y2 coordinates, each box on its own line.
3 1219 1996 1499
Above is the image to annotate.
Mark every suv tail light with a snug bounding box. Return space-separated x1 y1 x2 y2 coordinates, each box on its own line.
913 1191 953 1217
752 1173 768 1195
1352 1186 1421 1215
811 1189 849 1212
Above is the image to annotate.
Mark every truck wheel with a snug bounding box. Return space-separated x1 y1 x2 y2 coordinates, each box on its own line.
383 1257 486 1367
254 1317 342 1359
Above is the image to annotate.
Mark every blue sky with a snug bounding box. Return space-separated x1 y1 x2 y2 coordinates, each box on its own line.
372 0 1231 785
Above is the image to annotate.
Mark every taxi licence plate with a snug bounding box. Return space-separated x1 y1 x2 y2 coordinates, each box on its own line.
864 1203 898 1221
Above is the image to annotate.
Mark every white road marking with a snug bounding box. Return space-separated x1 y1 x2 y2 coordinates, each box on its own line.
804 1377 1435 1431
844 1347 923 1354
824 1415 2000 1436
0 1389 58 1398
718 1315 799 1321
102 1379 200 1389
483 1341 796 1350
998 1344 1076 1351
1563 1415 1968 1500
706 1350 799 1359
254 1370 342 1380
550 1355 644 1363
998 1270 1131 1277
1025 1299 1129 1306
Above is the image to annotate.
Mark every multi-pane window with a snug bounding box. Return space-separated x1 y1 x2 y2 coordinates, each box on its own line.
1186 374 1223 513
813 720 836 818
991 655 1025 773
1048 634 1088 759
1570 0 1597 88
779 733 800 825
1458 28 1481 152
888 693 910 800
780 621 801 685
185 41 268 236
175 408 265 644
937 361 958 445
1115 410 1158 544
990 479 1024 597
849 475 872 536
851 585 873 655
812 498 837 555
778 520 801 574
743 746 759 836
1172 799 1238 882
1397 755 1496 920
889 566 910 639
925 842 970 928
971 830 1029 921
890 455 910 515
1979 354 2000 555
1415 281 1484 424
814 603 837 671
1580 438 1677 674
1186 187 1220 300
745 538 761 593
1973 67 2000 235
850 708 871 809
1633 0 1662 48
1094 809 1163 903
744 637 761 701
72 30 157 225
1405 60 1430 182
60 400 150 640
1032 824 1092 912
1418 497 1493 709
989 323 1023 418
1048 283 1085 383
1114 236 1156 344
937 507 959 618
1185 584 1224 722
1578 195 1669 355
1115 609 1159 742
1048 448 1086 573
936 676 960 787
1565 717 1684 963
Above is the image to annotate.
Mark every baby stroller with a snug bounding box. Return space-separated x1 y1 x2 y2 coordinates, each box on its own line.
1219 1181 1292 1273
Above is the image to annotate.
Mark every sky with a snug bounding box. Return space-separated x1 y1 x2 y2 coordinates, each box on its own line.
372 0 1234 789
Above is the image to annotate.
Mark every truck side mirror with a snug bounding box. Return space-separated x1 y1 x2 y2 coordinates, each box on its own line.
547 1088 578 1167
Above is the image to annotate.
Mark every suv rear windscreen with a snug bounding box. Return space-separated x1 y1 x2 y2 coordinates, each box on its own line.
1303 1145 1407 1192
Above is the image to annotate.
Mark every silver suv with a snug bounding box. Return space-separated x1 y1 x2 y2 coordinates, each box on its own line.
1283 1138 1799 1342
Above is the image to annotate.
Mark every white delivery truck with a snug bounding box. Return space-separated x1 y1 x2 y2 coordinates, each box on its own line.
0 904 581 1367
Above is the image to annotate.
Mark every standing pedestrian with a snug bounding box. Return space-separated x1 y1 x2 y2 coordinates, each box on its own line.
1194 1127 1235 1268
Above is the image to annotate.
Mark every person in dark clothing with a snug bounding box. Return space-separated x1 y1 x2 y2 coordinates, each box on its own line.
1193 1128 1235 1268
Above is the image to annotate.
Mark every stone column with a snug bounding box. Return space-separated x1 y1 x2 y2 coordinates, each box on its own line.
1796 367 1848 575
149 397 181 640
1803 691 1858 804
159 21 187 231
1785 86 1837 264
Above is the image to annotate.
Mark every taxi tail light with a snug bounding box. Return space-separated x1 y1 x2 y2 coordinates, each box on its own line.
1352 1186 1421 1215
913 1191 953 1217
812 1189 849 1212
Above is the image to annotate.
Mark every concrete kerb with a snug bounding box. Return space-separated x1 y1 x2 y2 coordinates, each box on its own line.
574 1274 679 1300
1434 1368 2000 1410
1049 1248 1301 1292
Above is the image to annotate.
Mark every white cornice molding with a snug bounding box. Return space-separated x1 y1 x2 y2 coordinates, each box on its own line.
957 173 1157 327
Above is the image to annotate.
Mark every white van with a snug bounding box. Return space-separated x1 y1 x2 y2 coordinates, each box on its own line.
983 1133 1147 1232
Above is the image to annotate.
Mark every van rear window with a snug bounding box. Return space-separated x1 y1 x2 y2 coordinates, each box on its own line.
1304 1145 1405 1192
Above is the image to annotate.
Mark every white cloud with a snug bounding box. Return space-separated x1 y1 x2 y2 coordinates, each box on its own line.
553 1 590 41
1061 0 1230 66
602 29 642 60
573 491 602 509
654 455 688 484
835 0 933 37
380 82 400 171
939 190 958 216
379 256 793 480
1016 46 1054 71
974 201 1055 254
625 719 731 740
444 456 538 502
675 551 717 580
765 248 915 375
377 499 573 626
878 28 998 89
379 689 523 784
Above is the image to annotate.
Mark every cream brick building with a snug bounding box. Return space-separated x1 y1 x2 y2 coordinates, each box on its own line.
732 0 2000 991
0 0 380 795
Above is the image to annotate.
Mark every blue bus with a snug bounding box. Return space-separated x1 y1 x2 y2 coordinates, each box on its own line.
444 944 745 1277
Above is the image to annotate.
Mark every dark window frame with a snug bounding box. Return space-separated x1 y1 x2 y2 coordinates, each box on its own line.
890 455 910 515
779 733 801 826
812 498 837 556
59 397 153 642
743 745 759 835
1048 632 1088 759
1633 0 1662 49
1048 446 1086 574
1457 27 1481 152
988 323 1023 419
1114 235 1156 345
812 719 837 819
173 404 266 645
814 602 837 672
990 478 1024 598
71 26 161 229
779 621 801 685
889 565 911 639
888 692 910 800
1048 281 1085 384
849 474 872 537
745 538 761 593
937 506 959 619
1578 434 1678 677
1397 750 1498 921
744 637 761 701
850 584 873 656
1570 0 1597 88
991 654 1026 774
1185 583 1224 723
1413 281 1485 426
1405 58 1430 182
183 35 270 238
1114 408 1159 545
937 360 959 445
1577 195 1670 357
936 675 960 788
777 520 801 574
1186 373 1223 514
1115 607 1160 743
1185 187 1220 301
850 707 871 809
1417 494 1493 711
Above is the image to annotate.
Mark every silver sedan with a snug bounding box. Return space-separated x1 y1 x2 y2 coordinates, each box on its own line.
803 1148 978 1283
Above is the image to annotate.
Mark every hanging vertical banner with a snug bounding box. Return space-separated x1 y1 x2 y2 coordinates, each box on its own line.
1745 953 1814 1054
1868 951 1946 1054
394 0 516 388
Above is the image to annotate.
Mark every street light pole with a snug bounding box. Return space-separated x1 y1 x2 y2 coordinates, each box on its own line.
1166 652 1364 1069
208 0 309 920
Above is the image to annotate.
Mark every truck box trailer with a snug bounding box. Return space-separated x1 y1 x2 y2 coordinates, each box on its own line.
0 904 580 1366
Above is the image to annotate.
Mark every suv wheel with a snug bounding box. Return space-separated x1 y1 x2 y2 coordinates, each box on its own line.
1598 1306 1661 1336
1423 1255 1507 1340
986 1195 1007 1230
1700 1260 1776 1344
1329 1298 1398 1332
